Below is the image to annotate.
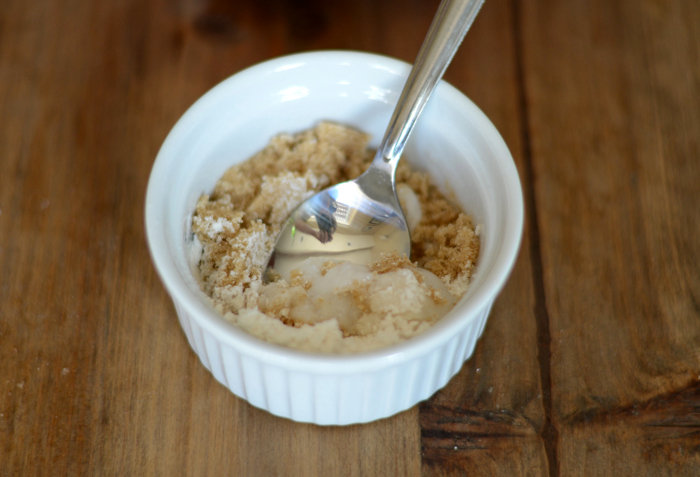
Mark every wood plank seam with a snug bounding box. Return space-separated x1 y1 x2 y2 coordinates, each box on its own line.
511 0 560 475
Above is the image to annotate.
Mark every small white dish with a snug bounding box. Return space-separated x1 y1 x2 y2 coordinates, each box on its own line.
145 51 523 425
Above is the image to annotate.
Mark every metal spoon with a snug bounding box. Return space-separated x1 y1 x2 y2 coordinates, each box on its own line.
264 0 484 283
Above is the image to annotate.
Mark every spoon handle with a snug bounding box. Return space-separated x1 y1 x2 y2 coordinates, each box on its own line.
376 0 485 169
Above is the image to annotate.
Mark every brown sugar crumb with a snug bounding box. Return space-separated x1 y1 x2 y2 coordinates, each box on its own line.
320 260 339 276
280 316 303 328
394 161 480 286
258 282 306 321
427 286 448 305
290 269 312 290
369 251 414 274
264 268 282 284
410 269 426 284
341 281 372 315
192 195 244 243
414 214 479 281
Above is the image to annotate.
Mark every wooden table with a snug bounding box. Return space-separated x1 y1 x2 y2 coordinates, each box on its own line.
2 0 699 475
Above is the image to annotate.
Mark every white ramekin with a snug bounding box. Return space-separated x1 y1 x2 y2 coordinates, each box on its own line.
145 51 523 425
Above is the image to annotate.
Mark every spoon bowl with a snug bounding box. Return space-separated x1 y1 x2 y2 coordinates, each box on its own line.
265 158 410 282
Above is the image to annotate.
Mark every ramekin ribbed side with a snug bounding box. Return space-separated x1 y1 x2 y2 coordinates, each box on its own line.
173 299 492 425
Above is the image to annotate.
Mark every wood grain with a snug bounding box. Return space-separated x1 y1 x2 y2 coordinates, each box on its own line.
520 0 700 474
2 0 700 475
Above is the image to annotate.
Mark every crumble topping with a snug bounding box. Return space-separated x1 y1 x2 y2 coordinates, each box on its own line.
191 122 480 353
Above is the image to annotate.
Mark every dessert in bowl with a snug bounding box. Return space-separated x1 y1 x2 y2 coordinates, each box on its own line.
145 51 523 425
